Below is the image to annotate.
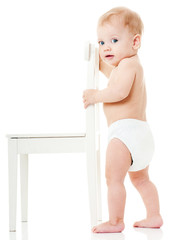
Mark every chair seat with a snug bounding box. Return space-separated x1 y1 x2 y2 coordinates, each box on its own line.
7 133 86 139
7 133 87 154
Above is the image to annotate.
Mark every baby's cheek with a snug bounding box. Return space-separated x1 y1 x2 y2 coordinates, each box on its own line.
99 50 103 59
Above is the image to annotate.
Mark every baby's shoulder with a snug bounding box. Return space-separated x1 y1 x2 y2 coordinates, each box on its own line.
119 56 142 70
114 56 143 79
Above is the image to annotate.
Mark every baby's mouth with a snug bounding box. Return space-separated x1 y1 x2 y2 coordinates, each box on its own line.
105 55 114 59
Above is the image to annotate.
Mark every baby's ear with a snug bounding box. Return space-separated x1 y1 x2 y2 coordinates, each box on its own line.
133 34 141 50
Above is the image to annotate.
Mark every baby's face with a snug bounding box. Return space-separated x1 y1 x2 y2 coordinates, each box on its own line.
97 20 136 66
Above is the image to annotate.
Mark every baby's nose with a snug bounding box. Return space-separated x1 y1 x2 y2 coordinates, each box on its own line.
104 43 111 51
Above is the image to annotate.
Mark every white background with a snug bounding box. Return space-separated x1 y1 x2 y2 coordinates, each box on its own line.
0 0 176 239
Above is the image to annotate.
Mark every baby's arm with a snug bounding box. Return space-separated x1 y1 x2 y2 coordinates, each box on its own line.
83 58 136 108
96 59 135 103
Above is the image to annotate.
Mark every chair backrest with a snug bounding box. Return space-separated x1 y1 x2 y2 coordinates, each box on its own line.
85 42 99 150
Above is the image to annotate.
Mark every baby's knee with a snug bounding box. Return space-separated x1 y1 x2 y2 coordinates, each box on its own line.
130 174 149 188
105 171 114 186
105 169 123 186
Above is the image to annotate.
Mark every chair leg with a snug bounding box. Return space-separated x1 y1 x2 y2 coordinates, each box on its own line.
86 146 98 227
8 139 18 232
96 148 102 223
20 154 28 222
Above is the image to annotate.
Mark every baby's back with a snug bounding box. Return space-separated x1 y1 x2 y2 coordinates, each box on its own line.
103 56 147 126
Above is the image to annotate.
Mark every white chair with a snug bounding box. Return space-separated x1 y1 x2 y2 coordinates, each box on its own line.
7 42 102 232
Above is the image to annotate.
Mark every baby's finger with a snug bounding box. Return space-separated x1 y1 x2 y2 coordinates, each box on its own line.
82 96 86 102
84 102 88 109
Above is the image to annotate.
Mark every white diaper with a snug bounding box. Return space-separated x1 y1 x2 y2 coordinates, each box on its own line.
108 119 155 172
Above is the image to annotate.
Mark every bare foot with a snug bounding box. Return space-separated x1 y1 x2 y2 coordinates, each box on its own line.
92 221 125 233
133 215 163 228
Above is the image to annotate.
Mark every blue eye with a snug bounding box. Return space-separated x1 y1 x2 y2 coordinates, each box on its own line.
112 39 118 43
98 41 104 46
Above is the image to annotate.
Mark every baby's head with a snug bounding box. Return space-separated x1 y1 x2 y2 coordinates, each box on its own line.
97 7 144 66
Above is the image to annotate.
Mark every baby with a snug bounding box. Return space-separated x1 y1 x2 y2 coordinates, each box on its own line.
83 7 163 233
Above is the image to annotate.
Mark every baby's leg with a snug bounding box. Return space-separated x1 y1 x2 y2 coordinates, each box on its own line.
129 167 163 228
92 138 131 233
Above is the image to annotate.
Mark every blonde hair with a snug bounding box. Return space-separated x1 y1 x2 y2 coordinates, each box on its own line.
97 7 144 35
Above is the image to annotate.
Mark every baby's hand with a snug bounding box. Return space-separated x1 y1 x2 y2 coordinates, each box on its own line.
82 89 98 109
